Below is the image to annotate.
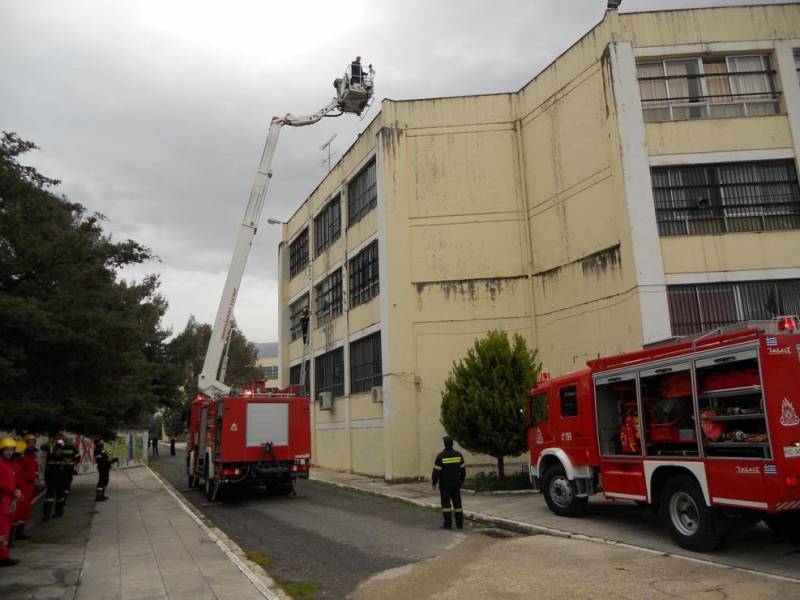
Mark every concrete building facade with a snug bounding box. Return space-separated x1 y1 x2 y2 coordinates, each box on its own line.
277 4 800 480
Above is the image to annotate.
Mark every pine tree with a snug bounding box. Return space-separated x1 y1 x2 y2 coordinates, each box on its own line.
440 330 540 478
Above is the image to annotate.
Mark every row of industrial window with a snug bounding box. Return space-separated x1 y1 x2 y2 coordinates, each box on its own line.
288 158 377 280
637 54 780 123
652 160 800 236
666 279 800 336
288 332 382 399
288 241 380 340
261 365 279 380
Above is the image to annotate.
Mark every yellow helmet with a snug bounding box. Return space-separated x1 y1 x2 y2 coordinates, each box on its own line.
23 434 36 443
0 437 17 451
16 440 26 454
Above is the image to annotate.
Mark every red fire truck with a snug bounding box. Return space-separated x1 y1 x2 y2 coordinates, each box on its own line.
187 381 311 501
527 318 800 551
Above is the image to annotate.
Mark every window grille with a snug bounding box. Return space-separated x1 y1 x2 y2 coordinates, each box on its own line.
289 294 309 342
637 55 780 123
349 240 379 308
315 348 344 399
289 361 310 393
651 160 800 236
314 269 343 326
350 332 382 394
314 196 341 256
289 228 309 279
667 279 800 336
261 365 279 380
348 159 377 225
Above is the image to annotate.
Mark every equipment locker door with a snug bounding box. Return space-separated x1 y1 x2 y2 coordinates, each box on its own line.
695 348 768 510
594 371 648 501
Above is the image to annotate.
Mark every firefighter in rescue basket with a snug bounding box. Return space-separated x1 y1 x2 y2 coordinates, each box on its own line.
432 435 466 529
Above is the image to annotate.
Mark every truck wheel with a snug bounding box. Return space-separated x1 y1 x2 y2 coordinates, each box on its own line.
542 465 587 517
205 475 215 501
661 475 724 552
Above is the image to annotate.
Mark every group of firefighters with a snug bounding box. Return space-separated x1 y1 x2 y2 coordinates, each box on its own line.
0 434 117 568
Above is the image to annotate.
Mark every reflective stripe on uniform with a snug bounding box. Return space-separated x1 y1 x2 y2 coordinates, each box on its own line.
454 508 463 512
441 457 462 464
43 499 54 504
441 508 453 512
432 465 441 470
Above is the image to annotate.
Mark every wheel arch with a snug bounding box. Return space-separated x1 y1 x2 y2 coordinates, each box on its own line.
536 448 593 481
646 462 710 507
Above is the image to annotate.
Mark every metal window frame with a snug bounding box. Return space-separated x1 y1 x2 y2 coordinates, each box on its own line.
315 347 344 399
651 159 800 237
348 240 379 308
314 269 343 326
637 54 781 123
289 228 309 279
350 332 382 394
347 158 377 226
314 195 341 256
666 278 800 335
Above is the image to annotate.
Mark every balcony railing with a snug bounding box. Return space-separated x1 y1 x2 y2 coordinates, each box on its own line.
639 69 781 122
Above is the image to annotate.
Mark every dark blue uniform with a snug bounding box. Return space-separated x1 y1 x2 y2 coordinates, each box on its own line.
432 440 466 529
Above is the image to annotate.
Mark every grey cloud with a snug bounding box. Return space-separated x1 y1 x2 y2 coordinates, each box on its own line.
0 0 789 339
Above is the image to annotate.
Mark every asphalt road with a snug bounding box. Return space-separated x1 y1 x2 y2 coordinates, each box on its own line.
150 449 466 599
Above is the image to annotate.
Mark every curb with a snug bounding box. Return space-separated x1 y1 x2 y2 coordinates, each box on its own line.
146 467 286 600
312 475 800 585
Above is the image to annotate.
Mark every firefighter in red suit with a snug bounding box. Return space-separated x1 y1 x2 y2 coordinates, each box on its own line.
0 437 22 567
14 435 38 541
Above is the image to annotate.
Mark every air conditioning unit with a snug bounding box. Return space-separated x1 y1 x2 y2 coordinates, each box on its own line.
371 386 383 403
318 391 333 410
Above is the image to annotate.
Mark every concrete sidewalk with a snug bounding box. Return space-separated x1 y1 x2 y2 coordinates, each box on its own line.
4 468 282 600
78 466 278 600
310 467 800 583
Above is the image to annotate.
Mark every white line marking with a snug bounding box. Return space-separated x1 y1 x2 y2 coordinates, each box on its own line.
146 467 281 600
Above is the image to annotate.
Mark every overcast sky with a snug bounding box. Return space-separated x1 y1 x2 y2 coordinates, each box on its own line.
0 0 791 343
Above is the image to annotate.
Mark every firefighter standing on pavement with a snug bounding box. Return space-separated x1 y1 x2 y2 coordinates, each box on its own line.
0 437 21 567
94 440 117 501
43 439 66 521
432 435 466 529
61 438 79 506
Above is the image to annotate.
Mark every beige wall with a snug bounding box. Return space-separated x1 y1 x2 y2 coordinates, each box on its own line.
278 3 800 479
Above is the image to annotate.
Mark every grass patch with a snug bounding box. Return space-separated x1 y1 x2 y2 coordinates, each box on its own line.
462 470 532 493
274 576 320 599
244 549 272 568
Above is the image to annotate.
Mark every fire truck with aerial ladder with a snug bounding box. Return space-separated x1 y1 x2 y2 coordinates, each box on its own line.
526 316 800 551
186 60 376 501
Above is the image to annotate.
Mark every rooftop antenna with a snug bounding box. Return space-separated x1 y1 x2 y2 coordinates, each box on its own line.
320 133 338 172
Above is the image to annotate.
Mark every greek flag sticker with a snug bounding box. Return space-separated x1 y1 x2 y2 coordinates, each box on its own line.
764 464 777 475
766 337 778 347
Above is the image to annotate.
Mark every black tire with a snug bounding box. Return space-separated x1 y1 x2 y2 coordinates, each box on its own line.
542 465 588 517
660 475 724 552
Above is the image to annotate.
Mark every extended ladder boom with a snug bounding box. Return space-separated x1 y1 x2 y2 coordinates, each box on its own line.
199 62 375 398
